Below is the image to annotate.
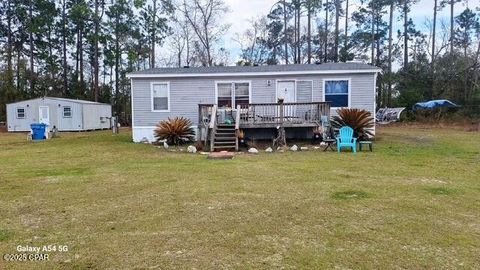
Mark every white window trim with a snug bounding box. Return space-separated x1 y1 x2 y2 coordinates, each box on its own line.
63 106 72 118
151 81 170 112
16 107 26 119
322 78 352 109
214 80 252 108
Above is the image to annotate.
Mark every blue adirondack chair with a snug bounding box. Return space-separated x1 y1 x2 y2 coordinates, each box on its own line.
336 126 357 153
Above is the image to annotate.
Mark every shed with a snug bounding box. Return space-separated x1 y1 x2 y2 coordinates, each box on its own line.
6 97 112 132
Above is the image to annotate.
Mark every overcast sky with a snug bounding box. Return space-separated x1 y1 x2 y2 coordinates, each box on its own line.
221 0 480 62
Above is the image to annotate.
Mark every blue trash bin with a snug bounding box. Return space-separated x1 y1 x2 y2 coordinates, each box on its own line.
31 123 47 140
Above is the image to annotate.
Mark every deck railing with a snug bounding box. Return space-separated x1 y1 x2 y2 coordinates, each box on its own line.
199 102 330 128
238 102 330 126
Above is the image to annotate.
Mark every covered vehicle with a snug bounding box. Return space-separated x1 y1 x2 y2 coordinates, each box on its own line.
412 99 459 111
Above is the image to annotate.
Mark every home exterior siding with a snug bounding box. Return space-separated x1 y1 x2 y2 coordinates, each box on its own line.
131 72 376 142
6 97 111 132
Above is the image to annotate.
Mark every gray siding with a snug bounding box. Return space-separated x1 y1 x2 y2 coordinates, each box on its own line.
131 73 376 127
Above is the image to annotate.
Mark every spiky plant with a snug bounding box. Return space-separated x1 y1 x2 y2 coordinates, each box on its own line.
331 108 374 140
154 117 195 145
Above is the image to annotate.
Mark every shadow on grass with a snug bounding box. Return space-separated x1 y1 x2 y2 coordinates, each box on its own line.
426 187 457 195
332 190 370 200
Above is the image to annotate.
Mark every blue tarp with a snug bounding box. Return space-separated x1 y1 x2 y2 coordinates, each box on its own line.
412 100 459 111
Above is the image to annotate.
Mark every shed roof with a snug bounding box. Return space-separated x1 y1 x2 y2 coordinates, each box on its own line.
127 63 381 78
7 97 110 106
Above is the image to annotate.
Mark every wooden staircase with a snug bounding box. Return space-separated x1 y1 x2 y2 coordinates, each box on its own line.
212 124 237 151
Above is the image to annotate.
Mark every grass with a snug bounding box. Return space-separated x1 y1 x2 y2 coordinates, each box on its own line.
0 126 479 269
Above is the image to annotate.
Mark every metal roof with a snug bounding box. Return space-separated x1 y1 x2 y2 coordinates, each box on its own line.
127 63 381 77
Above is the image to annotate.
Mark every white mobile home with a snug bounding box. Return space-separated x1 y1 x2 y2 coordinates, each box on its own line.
127 63 381 146
7 97 112 132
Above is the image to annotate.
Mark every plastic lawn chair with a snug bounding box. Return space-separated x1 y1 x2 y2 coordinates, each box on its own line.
336 126 357 153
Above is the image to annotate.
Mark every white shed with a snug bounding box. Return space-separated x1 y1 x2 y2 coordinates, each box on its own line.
6 97 112 132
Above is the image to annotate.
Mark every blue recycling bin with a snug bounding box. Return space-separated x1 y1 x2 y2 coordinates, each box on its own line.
31 123 47 140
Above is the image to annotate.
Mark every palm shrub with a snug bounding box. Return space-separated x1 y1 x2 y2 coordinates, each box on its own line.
154 117 195 145
331 108 374 140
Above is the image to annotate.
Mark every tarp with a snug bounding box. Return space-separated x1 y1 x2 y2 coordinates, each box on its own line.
412 100 459 111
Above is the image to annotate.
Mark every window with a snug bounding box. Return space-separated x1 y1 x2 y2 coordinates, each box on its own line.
324 80 349 108
151 82 170 111
63 106 72 118
217 83 232 108
16 108 25 119
216 82 250 108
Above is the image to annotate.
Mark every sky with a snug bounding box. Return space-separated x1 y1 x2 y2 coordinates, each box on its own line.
220 0 480 62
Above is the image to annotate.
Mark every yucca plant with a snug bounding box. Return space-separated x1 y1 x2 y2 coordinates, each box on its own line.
331 108 374 140
154 117 195 145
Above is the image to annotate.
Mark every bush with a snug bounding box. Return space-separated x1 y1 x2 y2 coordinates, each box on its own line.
331 108 374 140
154 117 195 145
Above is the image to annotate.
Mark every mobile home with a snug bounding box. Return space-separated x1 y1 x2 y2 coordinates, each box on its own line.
7 97 112 132
127 63 381 148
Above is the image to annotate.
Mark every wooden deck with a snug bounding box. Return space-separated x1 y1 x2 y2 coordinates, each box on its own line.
199 102 331 129
198 102 331 151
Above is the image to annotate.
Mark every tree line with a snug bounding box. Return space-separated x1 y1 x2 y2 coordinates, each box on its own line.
0 0 479 123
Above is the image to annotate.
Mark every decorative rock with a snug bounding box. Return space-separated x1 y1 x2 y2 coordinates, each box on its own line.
199 151 209 155
140 137 149 144
248 148 259 154
265 147 273 153
320 142 327 146
163 141 169 149
187 145 197 153
300 146 309 151
290 145 298 151
313 146 320 150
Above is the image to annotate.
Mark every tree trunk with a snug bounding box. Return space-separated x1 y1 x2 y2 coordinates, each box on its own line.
324 0 329 63
307 6 312 64
387 2 394 107
115 16 120 117
344 0 349 59
296 3 301 64
431 0 437 67
334 0 340 62
403 0 408 67
79 25 84 95
449 0 454 54
29 0 35 94
62 0 68 96
94 0 100 101
151 0 157 68
293 8 297 63
371 9 375 65
283 0 289 64
6 0 13 90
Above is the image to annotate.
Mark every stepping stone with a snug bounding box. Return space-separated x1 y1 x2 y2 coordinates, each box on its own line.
207 151 235 160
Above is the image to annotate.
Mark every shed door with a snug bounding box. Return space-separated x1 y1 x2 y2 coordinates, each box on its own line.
39 106 50 125
277 81 296 103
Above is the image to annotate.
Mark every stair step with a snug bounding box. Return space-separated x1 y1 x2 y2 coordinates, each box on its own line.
214 141 236 145
213 145 236 149
215 136 236 140
216 128 235 131
217 124 235 127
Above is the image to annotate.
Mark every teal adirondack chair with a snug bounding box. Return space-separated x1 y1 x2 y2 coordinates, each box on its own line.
336 126 357 153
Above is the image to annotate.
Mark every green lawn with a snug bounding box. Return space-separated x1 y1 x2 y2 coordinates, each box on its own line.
0 126 479 269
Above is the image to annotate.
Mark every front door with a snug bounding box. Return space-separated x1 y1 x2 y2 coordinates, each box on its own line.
39 106 50 125
277 81 296 103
